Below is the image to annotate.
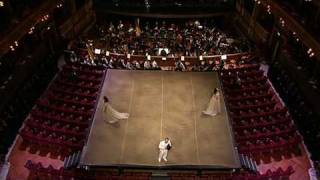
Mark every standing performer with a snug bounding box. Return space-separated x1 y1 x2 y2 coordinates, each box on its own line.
158 138 172 162
202 88 221 116
102 96 129 124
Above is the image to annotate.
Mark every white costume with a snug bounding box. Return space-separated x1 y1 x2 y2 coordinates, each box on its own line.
158 139 172 162
103 102 129 123
202 91 221 116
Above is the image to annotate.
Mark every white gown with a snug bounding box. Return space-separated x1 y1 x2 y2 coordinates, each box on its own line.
202 92 221 116
103 102 129 123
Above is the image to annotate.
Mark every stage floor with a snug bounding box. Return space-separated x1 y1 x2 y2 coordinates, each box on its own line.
80 70 240 168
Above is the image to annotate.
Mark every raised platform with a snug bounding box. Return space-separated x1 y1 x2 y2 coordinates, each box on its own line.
80 70 240 169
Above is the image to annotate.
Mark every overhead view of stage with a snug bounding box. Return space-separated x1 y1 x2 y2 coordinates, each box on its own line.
80 70 240 169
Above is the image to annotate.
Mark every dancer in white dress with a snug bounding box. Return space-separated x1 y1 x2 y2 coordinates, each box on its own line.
202 88 221 116
103 96 129 123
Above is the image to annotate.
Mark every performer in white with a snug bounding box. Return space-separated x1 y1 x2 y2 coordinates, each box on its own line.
202 88 221 116
158 138 172 162
102 96 129 123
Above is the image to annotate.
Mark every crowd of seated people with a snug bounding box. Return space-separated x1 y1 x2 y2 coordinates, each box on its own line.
19 63 106 160
69 54 220 72
220 64 302 164
86 19 249 57
66 48 252 72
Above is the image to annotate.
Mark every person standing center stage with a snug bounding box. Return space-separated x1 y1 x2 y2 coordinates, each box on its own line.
158 138 172 162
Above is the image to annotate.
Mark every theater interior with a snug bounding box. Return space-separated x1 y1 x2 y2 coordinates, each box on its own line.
0 0 320 179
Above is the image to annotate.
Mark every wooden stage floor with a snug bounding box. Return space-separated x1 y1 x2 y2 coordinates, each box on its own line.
80 70 240 169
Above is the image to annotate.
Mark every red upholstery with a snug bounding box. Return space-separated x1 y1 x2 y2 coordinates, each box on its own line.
220 64 302 162
19 63 106 159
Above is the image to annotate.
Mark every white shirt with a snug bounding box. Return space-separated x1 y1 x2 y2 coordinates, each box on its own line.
152 60 158 68
159 140 172 150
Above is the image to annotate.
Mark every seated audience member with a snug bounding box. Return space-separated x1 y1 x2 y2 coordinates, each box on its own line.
132 60 141 70
175 60 186 71
152 60 160 70
126 61 133 70
144 60 152 70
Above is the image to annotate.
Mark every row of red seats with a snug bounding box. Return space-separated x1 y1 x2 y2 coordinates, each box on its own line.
25 160 152 180
60 72 102 83
19 64 106 158
51 87 97 98
61 67 103 78
222 64 260 73
225 83 271 93
24 118 86 137
231 108 288 120
233 117 291 130
221 70 264 79
238 134 301 153
228 97 273 107
235 122 294 134
68 62 106 71
20 128 84 150
229 102 276 111
36 101 94 116
31 110 90 126
223 76 268 86
227 92 273 102
39 98 94 112
47 93 95 107
221 64 301 163
55 79 100 90
226 88 271 97
64 64 105 75
222 73 265 83
226 92 272 101
235 126 297 142
61 65 104 77
230 106 277 116
47 90 96 102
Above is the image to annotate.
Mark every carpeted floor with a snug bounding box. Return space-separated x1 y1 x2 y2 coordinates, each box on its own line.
80 70 239 168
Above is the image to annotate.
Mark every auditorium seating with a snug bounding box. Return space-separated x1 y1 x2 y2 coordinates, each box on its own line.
19 63 106 159
169 166 294 180
25 160 152 180
25 160 293 180
220 64 302 164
